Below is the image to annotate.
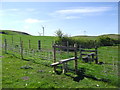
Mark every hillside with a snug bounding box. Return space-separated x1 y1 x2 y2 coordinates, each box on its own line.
73 34 119 40
0 30 119 39
100 34 119 39
0 30 31 36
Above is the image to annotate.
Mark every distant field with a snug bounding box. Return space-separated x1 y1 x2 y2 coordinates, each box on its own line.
1 30 119 88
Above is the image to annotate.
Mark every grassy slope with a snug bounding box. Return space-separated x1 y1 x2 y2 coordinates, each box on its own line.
72 34 119 40
2 52 118 88
1 30 119 88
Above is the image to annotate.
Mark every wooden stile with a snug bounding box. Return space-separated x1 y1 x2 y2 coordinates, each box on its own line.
80 46 98 64
51 44 78 74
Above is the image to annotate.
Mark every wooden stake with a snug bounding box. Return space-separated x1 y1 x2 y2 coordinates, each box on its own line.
12 36 13 45
20 40 23 59
38 40 41 50
67 41 69 56
53 46 56 72
29 40 31 49
4 39 7 53
95 46 98 64
79 45 82 59
74 44 78 74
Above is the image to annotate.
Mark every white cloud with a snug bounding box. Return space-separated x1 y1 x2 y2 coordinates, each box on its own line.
65 16 81 19
55 7 112 15
23 25 30 29
24 18 45 23
7 9 19 11
50 6 113 19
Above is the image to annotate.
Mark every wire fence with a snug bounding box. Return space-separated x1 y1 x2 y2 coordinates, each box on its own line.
1 37 118 77
97 46 118 76
2 38 54 61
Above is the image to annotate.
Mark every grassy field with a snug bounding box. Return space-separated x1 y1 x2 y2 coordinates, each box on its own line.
1 30 119 88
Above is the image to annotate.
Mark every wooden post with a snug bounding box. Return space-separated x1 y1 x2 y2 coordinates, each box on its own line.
95 46 98 64
74 44 78 74
20 37 21 42
11 36 13 50
29 40 31 49
19 37 22 53
67 41 69 56
53 46 56 72
4 39 7 53
79 45 82 59
66 41 69 71
62 63 66 74
20 40 23 59
38 40 41 50
12 36 13 45
91 54 94 62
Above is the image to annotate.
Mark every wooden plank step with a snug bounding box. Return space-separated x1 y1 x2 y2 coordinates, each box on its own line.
59 57 77 63
82 56 88 59
50 62 60 66
87 53 95 56
50 57 79 66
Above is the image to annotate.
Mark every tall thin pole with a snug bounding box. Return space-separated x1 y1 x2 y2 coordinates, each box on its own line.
42 26 44 36
84 30 86 36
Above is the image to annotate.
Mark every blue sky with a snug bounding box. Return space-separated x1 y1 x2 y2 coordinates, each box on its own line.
0 2 118 36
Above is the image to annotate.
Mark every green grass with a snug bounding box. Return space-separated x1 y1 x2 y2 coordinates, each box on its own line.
2 53 118 88
1 30 119 88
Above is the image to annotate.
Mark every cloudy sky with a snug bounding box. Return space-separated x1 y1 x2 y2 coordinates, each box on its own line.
0 2 118 36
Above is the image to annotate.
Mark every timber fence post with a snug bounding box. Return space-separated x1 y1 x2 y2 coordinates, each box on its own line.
74 44 78 74
4 39 7 53
79 45 82 59
95 46 98 64
12 36 13 45
53 44 57 72
20 40 23 59
29 40 31 49
67 41 69 56
38 40 41 50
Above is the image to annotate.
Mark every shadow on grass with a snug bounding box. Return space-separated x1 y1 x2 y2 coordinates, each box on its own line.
65 68 85 82
5 52 36 63
64 67 111 83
